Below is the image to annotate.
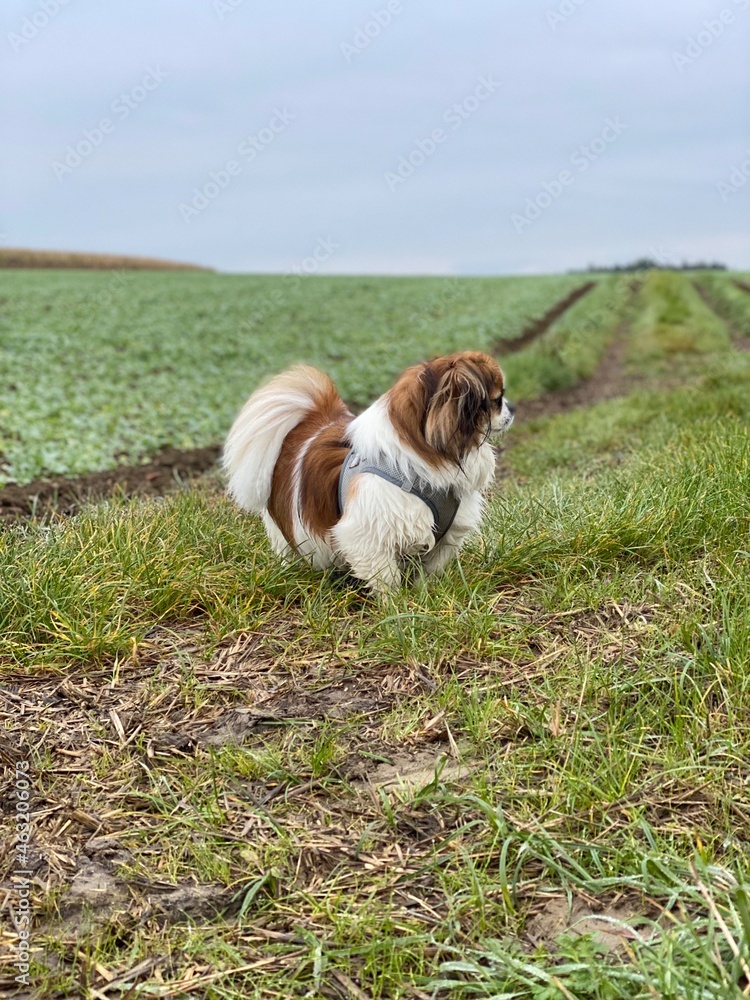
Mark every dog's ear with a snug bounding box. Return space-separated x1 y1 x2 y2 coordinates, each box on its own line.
423 359 489 464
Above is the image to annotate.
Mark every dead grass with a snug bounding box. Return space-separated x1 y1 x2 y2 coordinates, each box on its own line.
0 248 212 271
2 580 747 996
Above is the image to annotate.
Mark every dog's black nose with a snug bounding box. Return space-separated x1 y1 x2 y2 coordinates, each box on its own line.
507 401 516 416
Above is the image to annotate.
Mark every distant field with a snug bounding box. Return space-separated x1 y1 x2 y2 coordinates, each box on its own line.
0 270 591 486
0 248 211 270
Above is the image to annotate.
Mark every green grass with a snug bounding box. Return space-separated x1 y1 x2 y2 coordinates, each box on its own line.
0 270 585 486
505 273 635 398
3 360 749 669
696 271 750 336
629 270 731 364
4 270 750 998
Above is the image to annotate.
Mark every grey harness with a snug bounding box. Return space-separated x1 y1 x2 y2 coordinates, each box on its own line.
337 450 460 544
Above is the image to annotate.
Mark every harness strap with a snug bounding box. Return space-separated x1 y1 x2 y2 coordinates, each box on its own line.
338 450 460 544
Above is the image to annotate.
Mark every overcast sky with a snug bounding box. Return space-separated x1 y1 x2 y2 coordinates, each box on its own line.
2 0 749 274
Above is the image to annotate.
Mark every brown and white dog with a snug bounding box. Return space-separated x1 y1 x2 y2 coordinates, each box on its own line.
223 351 514 591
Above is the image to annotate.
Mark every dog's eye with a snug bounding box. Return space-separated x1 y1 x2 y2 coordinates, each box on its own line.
494 393 504 407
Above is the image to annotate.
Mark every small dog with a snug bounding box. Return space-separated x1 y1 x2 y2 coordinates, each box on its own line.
223 351 514 591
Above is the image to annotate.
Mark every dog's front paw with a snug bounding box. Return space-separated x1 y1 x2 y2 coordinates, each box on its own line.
366 566 402 595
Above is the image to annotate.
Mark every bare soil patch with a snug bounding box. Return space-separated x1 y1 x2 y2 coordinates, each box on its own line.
0 444 220 523
356 749 472 792
524 894 660 953
0 628 463 988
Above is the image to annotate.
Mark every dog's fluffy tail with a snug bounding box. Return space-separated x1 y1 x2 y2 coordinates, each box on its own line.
223 365 340 512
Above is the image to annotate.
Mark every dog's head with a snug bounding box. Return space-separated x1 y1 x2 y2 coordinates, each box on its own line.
389 351 514 466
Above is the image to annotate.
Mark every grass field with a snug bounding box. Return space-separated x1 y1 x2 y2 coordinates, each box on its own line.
0 270 588 487
2 268 750 998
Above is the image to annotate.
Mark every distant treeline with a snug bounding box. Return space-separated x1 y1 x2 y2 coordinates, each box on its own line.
571 258 728 273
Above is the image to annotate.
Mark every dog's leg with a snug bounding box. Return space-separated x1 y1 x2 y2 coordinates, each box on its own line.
421 491 485 577
262 512 294 561
421 539 458 577
333 517 403 591
354 555 402 593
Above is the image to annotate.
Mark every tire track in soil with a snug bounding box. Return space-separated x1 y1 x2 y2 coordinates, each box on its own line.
513 319 632 423
496 277 749 478
0 445 221 523
694 280 750 352
508 279 643 424
512 274 750 430
492 283 642 478
492 281 596 355
0 282 600 523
